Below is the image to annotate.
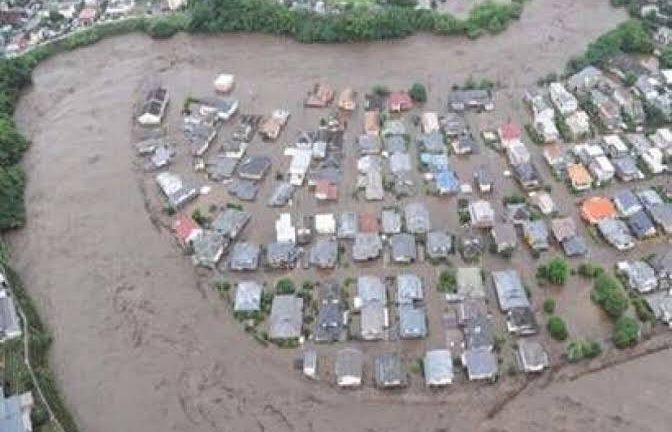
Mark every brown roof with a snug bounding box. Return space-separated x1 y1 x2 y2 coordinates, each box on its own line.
581 197 617 224
567 163 593 186
359 213 379 233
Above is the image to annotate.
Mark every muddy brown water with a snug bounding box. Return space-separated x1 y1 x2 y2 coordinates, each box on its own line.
8 2 672 431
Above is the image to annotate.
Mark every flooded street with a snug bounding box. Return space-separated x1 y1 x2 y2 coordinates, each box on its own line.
9 2 671 432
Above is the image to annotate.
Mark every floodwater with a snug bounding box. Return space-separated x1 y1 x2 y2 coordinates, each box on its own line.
10 2 672 432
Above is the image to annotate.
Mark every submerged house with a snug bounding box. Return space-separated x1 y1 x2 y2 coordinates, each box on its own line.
492 270 530 312
229 242 261 271
335 348 364 387
234 281 263 313
374 352 407 389
212 208 251 240
424 349 454 386
269 295 304 340
156 172 198 209
137 87 169 125
0 288 22 343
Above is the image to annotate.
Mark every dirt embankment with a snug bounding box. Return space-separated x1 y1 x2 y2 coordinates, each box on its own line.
10 2 670 432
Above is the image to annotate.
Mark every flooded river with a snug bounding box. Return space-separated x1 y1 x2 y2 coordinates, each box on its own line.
9 2 668 431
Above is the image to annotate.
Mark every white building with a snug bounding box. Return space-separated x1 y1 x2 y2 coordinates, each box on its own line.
549 82 578 116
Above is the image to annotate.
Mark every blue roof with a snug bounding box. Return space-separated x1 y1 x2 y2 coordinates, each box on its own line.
436 170 459 193
420 153 450 172
0 393 29 432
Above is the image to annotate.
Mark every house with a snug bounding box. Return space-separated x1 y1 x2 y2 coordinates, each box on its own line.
506 203 531 226
592 90 622 130
0 289 21 342
613 190 642 217
441 112 468 137
259 109 290 140
389 152 412 175
588 156 615 185
464 313 494 351
517 340 549 373
229 242 261 271
550 217 577 243
531 192 556 216
468 200 495 228
287 148 312 186
626 133 653 156
641 147 667 174
212 208 250 240
337 212 358 239
613 88 645 125
652 250 672 281
397 273 423 304
275 213 296 244
199 96 239 120
650 128 672 154
457 297 487 325
525 90 555 119
581 197 617 224
375 353 407 389
353 233 383 261
435 169 460 195
613 156 642 182
0 390 34 432
384 135 407 153
399 306 427 339
645 293 672 328
523 220 550 251
359 212 379 234
315 281 344 342
191 231 226 268
463 349 498 381
357 276 387 340
492 270 530 312
549 82 578 115
226 180 258 201
597 218 635 251
305 83 334 108
335 348 363 387
357 134 381 155
452 133 477 155
543 144 567 175
567 65 604 95
534 116 560 143
563 235 588 257
173 214 202 246
364 169 385 201
314 179 338 201
490 223 517 254
138 87 169 126
309 239 338 269
234 281 263 312
364 110 380 136
421 112 440 133
457 267 485 299
314 213 336 235
381 208 402 235
156 172 198 209
338 88 356 111
238 155 271 181
426 230 452 261
498 122 521 149
507 306 538 336
627 210 657 239
419 131 445 153
78 6 97 25
656 26 672 45
513 162 543 190
617 260 658 293
387 91 413 112
184 122 217 157
650 203 672 234
266 242 299 269
269 295 303 340
448 89 494 112
207 156 238 181
424 349 454 386
565 110 591 141
637 188 664 210
404 202 431 234
603 135 629 158
390 233 417 264
507 141 531 166
382 119 407 137
474 165 494 193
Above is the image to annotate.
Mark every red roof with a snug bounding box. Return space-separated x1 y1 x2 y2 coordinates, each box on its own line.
315 180 338 200
79 7 97 20
499 122 521 141
173 214 201 243
359 213 379 233
387 91 413 111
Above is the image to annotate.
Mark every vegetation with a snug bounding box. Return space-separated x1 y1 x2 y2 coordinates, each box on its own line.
437 269 457 293
566 339 602 362
566 19 653 74
631 295 655 322
660 46 672 69
577 263 605 279
543 298 556 314
537 257 570 286
612 316 640 349
191 208 211 227
409 82 427 103
591 273 629 319
547 315 568 341
275 278 296 295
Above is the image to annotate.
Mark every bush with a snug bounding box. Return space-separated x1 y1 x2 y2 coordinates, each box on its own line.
547 315 568 341
146 15 187 39
566 339 602 362
409 82 427 103
613 316 639 349
437 269 457 293
591 274 629 319
578 263 604 278
632 296 655 322
538 257 569 285
543 298 556 314
275 278 295 295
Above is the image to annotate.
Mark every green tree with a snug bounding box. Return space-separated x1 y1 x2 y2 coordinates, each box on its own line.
591 273 629 319
409 82 427 103
547 316 568 341
661 47 672 69
437 269 457 293
546 257 569 285
543 298 556 314
613 316 639 349
275 278 295 295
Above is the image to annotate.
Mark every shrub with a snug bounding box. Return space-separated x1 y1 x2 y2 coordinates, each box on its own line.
632 296 655 322
545 257 569 285
437 269 457 293
591 274 629 319
613 316 639 349
578 263 604 278
275 278 295 295
146 15 187 39
543 298 556 314
191 209 211 227
547 316 568 341
409 82 427 103
567 339 602 362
